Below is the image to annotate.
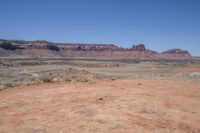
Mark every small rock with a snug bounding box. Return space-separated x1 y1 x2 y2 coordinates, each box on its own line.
136 83 142 85
98 98 104 101
53 78 59 82
190 72 200 77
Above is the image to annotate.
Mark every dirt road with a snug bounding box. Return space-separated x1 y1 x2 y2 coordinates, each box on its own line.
0 79 200 133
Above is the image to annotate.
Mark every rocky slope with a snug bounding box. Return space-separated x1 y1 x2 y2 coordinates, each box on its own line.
0 39 192 59
159 49 192 59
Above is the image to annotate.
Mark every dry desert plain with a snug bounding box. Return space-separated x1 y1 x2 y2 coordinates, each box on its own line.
0 58 200 133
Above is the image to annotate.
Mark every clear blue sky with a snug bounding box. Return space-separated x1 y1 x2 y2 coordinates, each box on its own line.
0 0 200 56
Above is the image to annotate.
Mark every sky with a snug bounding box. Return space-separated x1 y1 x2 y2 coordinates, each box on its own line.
0 0 200 56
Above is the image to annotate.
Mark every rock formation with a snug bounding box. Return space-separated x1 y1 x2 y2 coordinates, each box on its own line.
130 44 146 51
26 40 59 51
0 39 192 59
161 49 191 55
159 49 191 59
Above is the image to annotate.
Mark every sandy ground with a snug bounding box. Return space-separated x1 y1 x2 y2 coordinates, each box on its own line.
0 79 200 133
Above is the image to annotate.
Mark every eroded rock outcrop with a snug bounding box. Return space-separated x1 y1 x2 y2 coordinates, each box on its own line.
130 44 146 51
59 44 120 51
0 39 193 59
160 49 192 59
161 49 191 55
27 40 59 51
0 42 25 50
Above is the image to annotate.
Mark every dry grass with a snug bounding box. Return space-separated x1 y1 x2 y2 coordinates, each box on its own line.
0 58 199 88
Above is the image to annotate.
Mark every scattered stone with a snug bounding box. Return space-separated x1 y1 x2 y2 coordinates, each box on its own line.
53 78 59 82
190 72 200 77
136 83 142 85
48 72 53 75
98 98 104 101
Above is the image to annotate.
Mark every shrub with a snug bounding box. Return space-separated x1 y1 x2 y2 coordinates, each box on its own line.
76 78 90 82
4 82 14 88
0 82 14 90
39 75 53 82
68 68 73 71
65 77 72 82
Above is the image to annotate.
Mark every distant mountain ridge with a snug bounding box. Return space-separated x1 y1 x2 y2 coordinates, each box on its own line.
0 39 192 59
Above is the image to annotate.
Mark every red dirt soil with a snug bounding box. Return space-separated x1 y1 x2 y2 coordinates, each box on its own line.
0 79 200 133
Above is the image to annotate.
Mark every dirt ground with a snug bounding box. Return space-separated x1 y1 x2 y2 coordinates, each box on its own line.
0 79 200 133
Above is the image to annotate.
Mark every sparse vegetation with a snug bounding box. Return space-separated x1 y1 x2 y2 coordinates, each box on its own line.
0 82 14 90
64 77 72 82
39 75 53 83
0 58 199 88
18 61 46 66
76 78 90 83
68 68 73 71
140 107 166 116
0 57 200 133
